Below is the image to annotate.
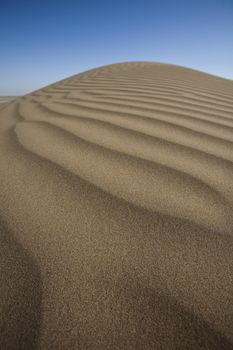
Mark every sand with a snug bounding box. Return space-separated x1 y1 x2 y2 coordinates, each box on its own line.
0 62 233 349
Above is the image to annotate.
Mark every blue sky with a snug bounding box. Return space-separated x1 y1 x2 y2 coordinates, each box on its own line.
1 0 233 95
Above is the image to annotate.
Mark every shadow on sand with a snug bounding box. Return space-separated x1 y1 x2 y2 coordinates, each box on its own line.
0 218 42 349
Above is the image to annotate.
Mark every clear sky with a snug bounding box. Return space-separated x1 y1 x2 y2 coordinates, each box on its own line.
1 0 233 95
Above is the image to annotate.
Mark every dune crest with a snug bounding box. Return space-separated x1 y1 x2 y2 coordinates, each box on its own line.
1 62 233 348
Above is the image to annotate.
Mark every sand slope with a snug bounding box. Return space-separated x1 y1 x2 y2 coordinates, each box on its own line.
0 62 233 349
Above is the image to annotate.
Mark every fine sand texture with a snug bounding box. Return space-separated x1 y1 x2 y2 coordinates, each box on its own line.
0 62 233 349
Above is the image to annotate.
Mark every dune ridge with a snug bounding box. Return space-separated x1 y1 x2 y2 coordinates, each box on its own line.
0 62 233 349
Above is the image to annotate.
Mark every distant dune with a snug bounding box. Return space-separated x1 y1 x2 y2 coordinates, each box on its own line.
0 96 17 103
0 62 233 349
0 97 16 111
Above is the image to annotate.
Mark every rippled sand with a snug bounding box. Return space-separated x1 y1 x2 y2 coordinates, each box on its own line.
0 62 233 349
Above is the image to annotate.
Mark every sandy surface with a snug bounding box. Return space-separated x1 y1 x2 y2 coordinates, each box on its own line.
0 62 233 349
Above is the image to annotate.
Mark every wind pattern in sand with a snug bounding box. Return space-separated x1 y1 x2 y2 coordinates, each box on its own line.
1 62 233 349
17 62 233 234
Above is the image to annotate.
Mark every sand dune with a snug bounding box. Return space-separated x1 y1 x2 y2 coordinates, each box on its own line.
0 62 233 349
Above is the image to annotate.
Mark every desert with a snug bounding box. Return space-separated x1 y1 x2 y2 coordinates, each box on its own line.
0 62 233 349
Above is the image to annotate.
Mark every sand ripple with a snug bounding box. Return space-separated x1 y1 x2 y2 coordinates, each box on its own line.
1 62 233 348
